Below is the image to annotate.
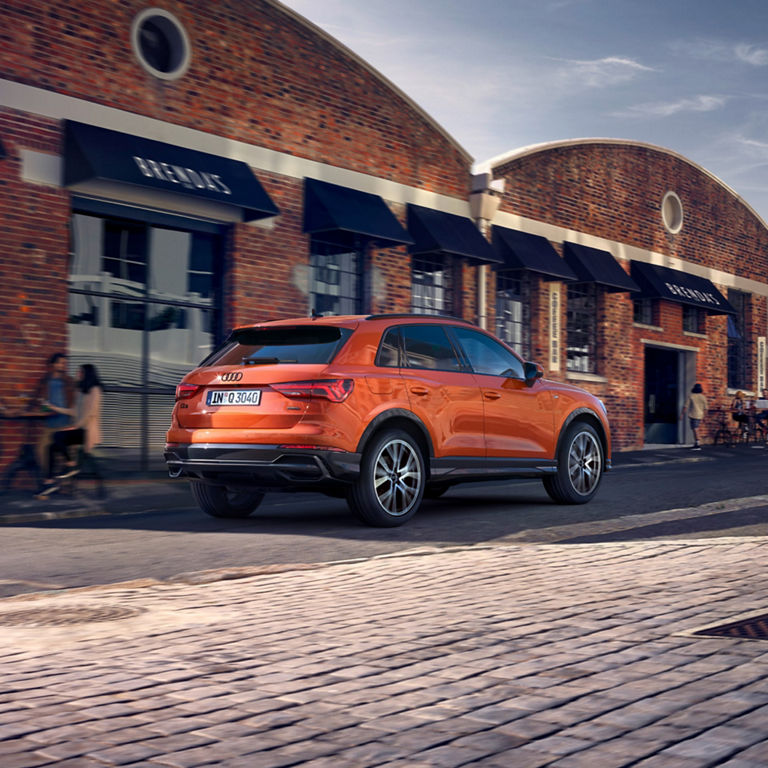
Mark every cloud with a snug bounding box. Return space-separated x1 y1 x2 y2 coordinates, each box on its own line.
671 39 768 66
614 95 727 118
558 56 654 88
735 44 768 66
736 135 768 157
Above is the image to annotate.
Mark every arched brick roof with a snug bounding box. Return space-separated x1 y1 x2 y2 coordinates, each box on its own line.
476 138 767 231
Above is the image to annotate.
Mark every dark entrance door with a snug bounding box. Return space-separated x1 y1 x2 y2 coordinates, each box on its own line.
644 347 680 444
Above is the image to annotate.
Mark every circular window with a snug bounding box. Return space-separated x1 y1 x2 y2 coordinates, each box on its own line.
661 191 684 234
131 8 191 80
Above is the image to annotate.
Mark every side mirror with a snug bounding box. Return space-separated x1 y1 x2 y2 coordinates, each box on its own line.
523 361 544 388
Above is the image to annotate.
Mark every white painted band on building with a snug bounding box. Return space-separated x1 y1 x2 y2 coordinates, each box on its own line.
6 78 768 298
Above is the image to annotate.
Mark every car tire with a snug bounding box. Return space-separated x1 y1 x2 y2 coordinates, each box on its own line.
348 429 425 527
543 422 604 504
190 481 265 518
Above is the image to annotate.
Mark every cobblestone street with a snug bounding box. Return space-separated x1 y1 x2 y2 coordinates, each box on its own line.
2 539 768 767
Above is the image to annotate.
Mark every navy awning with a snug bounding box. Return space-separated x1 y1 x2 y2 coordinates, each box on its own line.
303 178 412 250
64 121 279 221
631 261 736 315
492 226 577 280
407 204 501 264
563 242 640 293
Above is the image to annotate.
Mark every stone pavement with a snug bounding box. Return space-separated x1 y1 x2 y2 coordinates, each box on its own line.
2 539 768 767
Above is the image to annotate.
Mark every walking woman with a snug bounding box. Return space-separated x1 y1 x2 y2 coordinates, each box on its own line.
73 363 103 457
681 383 708 450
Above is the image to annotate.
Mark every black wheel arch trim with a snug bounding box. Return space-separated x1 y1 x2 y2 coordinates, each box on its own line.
356 408 435 458
557 408 610 469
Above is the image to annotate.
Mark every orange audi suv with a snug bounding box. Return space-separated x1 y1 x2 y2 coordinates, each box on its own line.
165 314 611 526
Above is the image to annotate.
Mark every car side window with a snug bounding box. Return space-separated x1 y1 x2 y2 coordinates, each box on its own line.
451 326 525 378
401 325 462 371
376 327 401 367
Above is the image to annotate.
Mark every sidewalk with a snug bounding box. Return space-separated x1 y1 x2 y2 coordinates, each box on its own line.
0 478 194 525
1 539 768 766
0 445 736 525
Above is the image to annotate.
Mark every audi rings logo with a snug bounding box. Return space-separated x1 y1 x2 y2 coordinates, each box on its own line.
221 371 243 382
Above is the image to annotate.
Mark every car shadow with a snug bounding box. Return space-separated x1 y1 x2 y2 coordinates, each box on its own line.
8 479 575 535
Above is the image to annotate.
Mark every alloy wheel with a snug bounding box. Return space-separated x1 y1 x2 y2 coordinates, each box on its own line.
373 438 423 517
567 431 602 496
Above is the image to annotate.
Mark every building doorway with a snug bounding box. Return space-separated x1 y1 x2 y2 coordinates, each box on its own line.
644 345 698 445
644 346 681 444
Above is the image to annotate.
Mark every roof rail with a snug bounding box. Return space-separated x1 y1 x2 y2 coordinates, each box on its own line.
365 313 474 323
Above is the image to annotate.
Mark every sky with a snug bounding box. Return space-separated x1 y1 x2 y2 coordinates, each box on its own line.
280 0 768 223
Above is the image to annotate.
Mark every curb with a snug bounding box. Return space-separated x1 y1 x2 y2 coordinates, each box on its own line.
3 537 764 604
0 545 488 602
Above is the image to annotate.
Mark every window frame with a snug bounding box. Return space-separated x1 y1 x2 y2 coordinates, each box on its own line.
375 326 403 368
448 325 526 380
131 7 192 81
682 305 707 335
68 204 225 472
566 283 598 375
633 298 658 327
397 324 465 373
411 254 455 316
494 270 531 359
727 289 749 390
309 238 365 316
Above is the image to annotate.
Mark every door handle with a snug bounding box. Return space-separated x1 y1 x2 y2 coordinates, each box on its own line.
410 386 429 396
483 391 501 400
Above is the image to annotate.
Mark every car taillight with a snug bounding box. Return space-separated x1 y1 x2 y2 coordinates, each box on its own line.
271 379 354 402
176 383 201 400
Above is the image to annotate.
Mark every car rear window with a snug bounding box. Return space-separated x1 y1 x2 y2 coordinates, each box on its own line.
204 326 353 366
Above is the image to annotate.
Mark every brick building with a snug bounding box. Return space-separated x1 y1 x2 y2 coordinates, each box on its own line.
0 0 498 471
1 2 767 473
480 139 768 449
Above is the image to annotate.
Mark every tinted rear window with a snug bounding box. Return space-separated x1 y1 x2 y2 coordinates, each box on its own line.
401 325 462 371
205 326 352 366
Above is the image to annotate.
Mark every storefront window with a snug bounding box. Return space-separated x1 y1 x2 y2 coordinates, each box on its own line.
68 211 222 470
727 289 749 389
411 255 453 315
309 240 363 315
495 271 530 359
566 284 597 374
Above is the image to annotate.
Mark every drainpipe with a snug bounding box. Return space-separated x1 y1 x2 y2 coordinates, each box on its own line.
477 264 487 330
470 173 505 330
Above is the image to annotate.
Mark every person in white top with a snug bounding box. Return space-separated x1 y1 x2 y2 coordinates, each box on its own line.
681 383 707 450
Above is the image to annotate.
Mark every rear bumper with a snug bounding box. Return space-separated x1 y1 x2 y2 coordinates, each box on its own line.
164 443 361 488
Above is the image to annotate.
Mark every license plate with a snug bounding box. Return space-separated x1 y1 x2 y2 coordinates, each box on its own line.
206 389 262 406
